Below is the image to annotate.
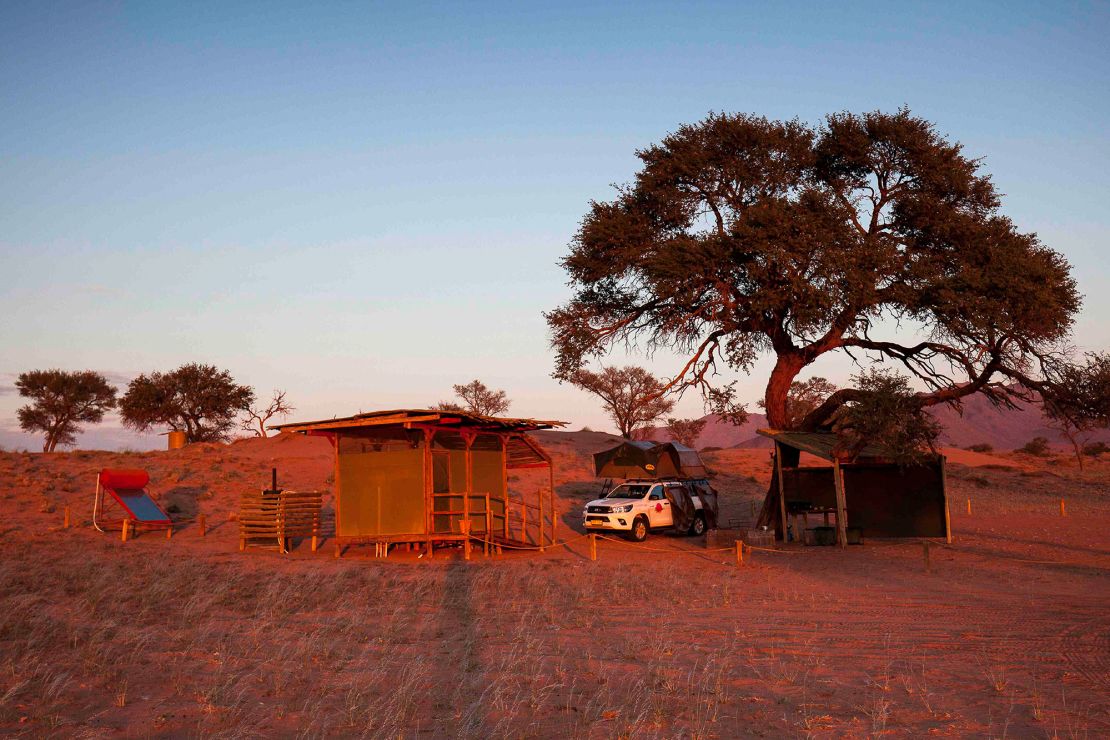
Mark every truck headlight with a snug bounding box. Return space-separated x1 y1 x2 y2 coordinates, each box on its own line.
611 504 633 513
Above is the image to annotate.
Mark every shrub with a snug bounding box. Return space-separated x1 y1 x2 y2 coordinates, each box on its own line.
1082 440 1108 458
966 443 993 453
1017 437 1050 456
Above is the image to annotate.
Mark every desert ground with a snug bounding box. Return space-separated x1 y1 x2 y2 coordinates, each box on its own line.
0 431 1107 738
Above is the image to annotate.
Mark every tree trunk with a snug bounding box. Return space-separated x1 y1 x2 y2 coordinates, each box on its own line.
764 355 804 429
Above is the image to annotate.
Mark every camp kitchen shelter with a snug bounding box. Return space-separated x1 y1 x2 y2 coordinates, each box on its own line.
594 440 708 479
757 429 951 548
272 410 565 556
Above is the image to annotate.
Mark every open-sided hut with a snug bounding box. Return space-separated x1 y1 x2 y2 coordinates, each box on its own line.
272 409 565 557
757 429 951 548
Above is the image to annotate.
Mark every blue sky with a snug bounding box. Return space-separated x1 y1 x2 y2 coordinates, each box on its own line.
2 1 1108 449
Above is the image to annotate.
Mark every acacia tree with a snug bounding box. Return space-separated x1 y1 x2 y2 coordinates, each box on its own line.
16 370 117 452
547 109 1088 436
666 417 707 447
571 366 676 439
241 389 295 438
449 380 511 416
120 363 254 443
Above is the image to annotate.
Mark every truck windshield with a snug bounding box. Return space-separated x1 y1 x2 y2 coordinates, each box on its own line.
605 484 651 499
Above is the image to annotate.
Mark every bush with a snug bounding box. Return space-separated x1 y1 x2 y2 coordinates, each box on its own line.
966 443 993 453
1017 436 1050 456
1082 440 1109 458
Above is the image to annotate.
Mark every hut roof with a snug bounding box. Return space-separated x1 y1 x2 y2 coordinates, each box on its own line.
271 409 565 469
271 408 566 435
756 428 938 463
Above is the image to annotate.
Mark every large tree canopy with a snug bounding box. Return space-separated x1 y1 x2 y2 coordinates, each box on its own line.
120 363 254 443
547 109 1086 432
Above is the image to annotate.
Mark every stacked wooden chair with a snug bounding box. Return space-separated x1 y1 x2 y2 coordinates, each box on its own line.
239 489 322 553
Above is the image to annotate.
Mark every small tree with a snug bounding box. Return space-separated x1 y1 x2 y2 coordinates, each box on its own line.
450 380 511 416
241 390 295 438
1042 352 1110 468
120 363 254 443
16 370 117 452
831 369 941 463
571 366 676 439
434 400 465 412
666 417 707 447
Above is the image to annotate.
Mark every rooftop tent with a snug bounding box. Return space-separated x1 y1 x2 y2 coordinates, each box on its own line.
271 409 566 557
756 429 951 547
594 440 708 479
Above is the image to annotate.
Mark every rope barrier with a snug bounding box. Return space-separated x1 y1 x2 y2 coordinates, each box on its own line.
462 531 594 552
594 533 737 554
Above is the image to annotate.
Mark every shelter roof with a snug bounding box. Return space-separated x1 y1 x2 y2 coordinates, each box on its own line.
757 428 906 463
271 408 567 435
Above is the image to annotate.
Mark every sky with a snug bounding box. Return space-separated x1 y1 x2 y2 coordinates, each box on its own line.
1 1 1108 449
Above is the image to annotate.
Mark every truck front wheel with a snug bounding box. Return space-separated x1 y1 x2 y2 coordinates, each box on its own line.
629 516 649 542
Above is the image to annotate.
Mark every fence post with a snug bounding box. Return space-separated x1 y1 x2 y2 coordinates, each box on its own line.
462 520 472 561
63 506 71 529
1060 499 1066 517
121 519 130 543
966 498 972 515
590 533 597 561
736 540 744 567
198 514 206 537
166 524 172 540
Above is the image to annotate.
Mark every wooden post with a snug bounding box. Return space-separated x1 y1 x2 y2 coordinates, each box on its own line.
967 498 972 516
940 454 952 544
549 463 557 547
522 499 528 545
121 519 130 543
166 524 173 540
538 486 545 553
735 540 744 567
423 428 435 539
63 506 71 529
774 443 788 542
198 514 206 537
922 540 931 573
1060 499 1066 517
334 539 341 559
589 532 597 561
832 458 848 549
484 493 491 557
500 435 510 544
463 432 474 541
463 520 471 560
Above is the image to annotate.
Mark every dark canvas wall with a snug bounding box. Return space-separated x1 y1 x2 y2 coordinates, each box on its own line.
782 463 947 538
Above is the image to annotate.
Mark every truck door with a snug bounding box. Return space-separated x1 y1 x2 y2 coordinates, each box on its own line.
647 484 673 527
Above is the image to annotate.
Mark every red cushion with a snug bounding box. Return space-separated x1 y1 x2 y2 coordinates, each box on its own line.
99 468 149 490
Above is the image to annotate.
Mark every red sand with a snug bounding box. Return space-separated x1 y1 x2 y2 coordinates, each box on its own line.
0 432 1106 737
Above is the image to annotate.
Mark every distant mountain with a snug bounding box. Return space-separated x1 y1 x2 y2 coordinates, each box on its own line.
643 413 770 449
647 393 1110 452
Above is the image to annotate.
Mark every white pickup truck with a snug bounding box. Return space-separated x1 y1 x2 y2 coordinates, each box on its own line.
583 479 717 542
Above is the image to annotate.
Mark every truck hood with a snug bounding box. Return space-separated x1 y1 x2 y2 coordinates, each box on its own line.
586 498 638 509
